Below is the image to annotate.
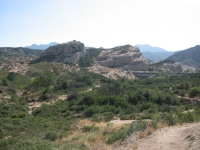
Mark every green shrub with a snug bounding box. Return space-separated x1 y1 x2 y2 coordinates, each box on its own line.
189 87 200 97
107 121 146 144
119 113 129 120
103 112 114 122
45 131 57 141
2 78 8 86
164 113 177 126
107 126 128 144
3 137 60 150
63 123 71 131
180 112 195 123
152 113 160 129
91 114 103 122
7 72 17 81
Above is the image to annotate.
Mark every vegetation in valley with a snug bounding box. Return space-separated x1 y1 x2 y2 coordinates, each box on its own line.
0 61 200 149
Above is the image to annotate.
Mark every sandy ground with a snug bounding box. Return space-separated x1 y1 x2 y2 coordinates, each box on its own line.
109 119 152 125
114 122 200 150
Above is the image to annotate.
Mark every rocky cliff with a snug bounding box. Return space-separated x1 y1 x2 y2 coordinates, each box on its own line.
38 41 87 64
95 45 149 71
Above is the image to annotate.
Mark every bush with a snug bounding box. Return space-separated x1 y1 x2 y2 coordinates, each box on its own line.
7 72 17 81
45 131 57 141
1 137 59 150
177 112 195 123
107 121 146 144
103 112 114 122
164 113 177 126
2 78 8 86
189 87 200 97
107 126 128 144
67 91 78 101
119 113 129 120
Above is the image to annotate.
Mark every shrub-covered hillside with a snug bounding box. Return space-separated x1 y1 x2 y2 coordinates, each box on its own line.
0 61 200 149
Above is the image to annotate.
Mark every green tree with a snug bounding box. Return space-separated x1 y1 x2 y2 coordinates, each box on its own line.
2 78 8 86
32 71 56 92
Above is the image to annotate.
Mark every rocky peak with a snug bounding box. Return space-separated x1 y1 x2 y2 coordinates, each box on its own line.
39 41 86 64
95 45 149 71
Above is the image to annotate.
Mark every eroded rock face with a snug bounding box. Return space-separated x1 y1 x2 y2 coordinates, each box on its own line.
88 65 136 80
161 63 183 73
40 41 86 64
95 45 149 71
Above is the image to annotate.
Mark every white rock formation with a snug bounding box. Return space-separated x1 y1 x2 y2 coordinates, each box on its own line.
88 65 136 80
40 41 86 64
95 45 149 71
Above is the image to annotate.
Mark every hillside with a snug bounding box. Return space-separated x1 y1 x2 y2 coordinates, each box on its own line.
0 42 200 149
0 47 43 63
0 47 43 57
34 42 150 79
25 42 58 50
136 44 176 62
167 45 200 68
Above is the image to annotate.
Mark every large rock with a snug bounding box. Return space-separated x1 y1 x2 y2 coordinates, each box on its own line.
95 45 149 71
40 41 86 64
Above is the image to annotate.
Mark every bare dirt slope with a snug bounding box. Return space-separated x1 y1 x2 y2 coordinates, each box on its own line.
115 123 200 150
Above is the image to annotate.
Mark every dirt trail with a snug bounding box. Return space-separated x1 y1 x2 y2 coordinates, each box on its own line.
114 122 200 150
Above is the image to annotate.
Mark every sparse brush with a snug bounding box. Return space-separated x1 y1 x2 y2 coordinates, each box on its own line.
82 125 99 132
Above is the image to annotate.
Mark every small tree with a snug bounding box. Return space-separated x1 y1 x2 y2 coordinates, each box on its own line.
2 78 8 86
31 71 56 93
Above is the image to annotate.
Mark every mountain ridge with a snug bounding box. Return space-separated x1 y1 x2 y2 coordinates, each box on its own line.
167 45 200 69
136 44 167 53
142 51 176 61
25 42 58 50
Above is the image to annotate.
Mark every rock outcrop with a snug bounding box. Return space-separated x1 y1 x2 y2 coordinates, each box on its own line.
40 41 86 64
159 62 196 73
88 65 136 80
161 63 183 73
95 45 149 71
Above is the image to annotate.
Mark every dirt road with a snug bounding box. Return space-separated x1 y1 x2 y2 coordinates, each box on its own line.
114 122 200 150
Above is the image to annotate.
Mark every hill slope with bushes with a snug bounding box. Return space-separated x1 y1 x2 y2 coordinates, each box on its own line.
167 45 200 68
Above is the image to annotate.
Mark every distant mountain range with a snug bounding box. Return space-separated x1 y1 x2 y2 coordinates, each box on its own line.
167 45 200 69
25 42 58 50
0 47 43 57
142 51 176 62
136 44 167 53
26 43 190 63
136 44 176 61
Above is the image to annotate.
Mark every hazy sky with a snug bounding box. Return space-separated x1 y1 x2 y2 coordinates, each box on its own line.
0 0 200 51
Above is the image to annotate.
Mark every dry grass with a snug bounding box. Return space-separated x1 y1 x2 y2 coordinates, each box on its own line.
139 127 154 139
55 119 158 149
